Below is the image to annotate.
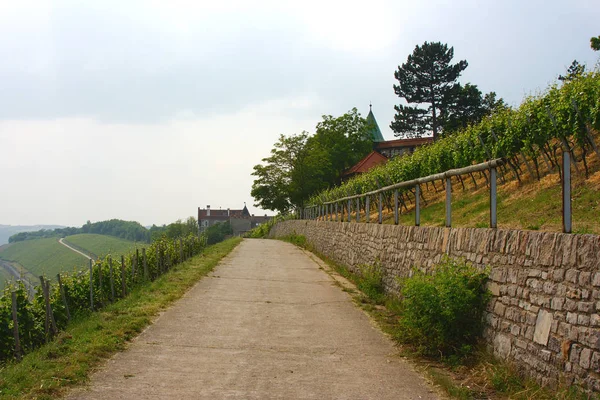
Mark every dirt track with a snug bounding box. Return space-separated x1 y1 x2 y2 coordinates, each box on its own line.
67 239 439 399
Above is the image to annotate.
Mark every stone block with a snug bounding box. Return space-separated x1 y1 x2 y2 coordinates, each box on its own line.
552 268 565 282
551 298 565 311
579 271 592 286
494 302 506 317
578 315 591 326
487 282 500 296
591 314 600 327
566 312 579 325
534 309 554 346
494 333 512 360
593 272 600 287
565 269 579 284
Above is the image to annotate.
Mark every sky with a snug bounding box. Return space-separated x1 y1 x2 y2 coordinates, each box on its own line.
0 0 598 227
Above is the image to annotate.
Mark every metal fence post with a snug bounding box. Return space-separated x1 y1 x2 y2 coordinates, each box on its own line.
415 185 420 226
366 196 370 223
563 151 572 233
347 199 351 222
445 177 452 228
378 192 383 224
490 167 497 228
394 189 399 225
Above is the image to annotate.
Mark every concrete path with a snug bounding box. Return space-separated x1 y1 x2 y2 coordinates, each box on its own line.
68 239 440 400
59 238 93 260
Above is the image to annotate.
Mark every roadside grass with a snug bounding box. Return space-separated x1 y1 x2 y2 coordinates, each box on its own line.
64 233 143 259
0 237 241 400
278 235 596 400
0 238 88 285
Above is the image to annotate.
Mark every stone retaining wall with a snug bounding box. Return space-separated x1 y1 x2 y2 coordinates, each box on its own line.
269 220 600 391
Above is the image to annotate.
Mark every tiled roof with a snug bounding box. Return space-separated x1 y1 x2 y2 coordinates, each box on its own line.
343 151 388 177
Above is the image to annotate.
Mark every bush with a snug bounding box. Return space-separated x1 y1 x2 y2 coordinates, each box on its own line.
357 263 385 304
398 257 490 359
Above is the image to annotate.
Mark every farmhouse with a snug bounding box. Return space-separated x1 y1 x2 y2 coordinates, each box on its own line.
198 204 271 236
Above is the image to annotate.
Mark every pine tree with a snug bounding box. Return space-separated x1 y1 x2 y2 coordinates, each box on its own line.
391 42 467 140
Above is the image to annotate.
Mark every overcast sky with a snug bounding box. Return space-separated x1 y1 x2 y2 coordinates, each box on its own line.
0 0 598 227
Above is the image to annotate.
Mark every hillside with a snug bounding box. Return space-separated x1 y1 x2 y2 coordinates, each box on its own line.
0 234 147 289
0 238 88 286
64 233 141 259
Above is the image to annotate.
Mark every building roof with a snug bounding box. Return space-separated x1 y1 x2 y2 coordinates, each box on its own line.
366 105 385 142
375 137 433 150
343 150 388 177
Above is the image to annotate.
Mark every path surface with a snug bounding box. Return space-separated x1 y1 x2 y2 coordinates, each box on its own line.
68 239 439 400
59 238 93 260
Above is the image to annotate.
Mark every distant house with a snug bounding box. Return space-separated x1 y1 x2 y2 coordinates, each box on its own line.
342 105 433 179
198 204 271 236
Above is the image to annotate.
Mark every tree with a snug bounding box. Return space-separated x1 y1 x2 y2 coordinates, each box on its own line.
559 60 586 82
251 109 372 214
308 108 373 185
391 42 467 140
251 132 313 214
440 84 506 134
591 36 600 51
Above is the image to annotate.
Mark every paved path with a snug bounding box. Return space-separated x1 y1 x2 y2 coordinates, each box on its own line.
68 239 439 399
59 238 93 260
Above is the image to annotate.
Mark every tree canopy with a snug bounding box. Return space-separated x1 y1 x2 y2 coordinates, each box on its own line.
251 108 372 214
391 41 467 140
391 41 504 139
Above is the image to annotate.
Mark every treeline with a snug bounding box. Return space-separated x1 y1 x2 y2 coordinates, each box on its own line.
9 217 200 244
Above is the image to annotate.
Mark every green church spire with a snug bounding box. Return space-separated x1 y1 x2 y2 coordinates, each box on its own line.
366 103 385 142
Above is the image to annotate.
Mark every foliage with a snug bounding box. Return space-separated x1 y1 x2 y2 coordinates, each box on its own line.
311 71 600 205
205 222 233 245
397 257 490 358
391 41 468 139
0 233 207 363
245 214 289 238
251 109 372 213
559 60 586 82
149 217 199 241
356 263 385 304
591 36 600 51
10 219 151 243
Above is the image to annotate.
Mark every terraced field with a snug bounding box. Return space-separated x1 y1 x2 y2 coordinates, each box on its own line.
64 234 143 258
0 238 88 282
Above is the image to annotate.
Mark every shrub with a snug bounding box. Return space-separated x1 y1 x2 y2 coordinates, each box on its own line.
398 257 490 359
357 263 385 304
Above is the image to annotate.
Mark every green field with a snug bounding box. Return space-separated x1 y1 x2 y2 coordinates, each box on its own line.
64 234 143 259
0 238 88 282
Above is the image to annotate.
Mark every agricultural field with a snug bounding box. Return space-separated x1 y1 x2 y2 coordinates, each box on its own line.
64 234 142 259
0 238 88 283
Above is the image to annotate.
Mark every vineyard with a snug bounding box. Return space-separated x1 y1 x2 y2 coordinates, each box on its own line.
310 72 600 210
63 234 140 259
0 233 206 362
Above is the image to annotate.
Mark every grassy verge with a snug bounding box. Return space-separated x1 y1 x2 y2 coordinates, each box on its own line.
278 234 595 400
0 237 241 400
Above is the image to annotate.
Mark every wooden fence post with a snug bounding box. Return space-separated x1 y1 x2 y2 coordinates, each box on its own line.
109 256 115 302
39 276 57 339
11 291 22 361
90 259 94 311
57 273 71 322
179 238 184 263
394 189 399 225
490 167 497 228
143 248 148 281
415 185 421 226
563 151 572 233
120 255 127 297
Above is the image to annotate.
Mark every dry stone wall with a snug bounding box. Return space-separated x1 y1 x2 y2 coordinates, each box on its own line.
269 220 600 391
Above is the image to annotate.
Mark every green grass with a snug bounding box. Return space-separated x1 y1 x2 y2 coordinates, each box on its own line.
390 171 600 234
0 237 241 400
64 234 143 259
0 238 88 284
